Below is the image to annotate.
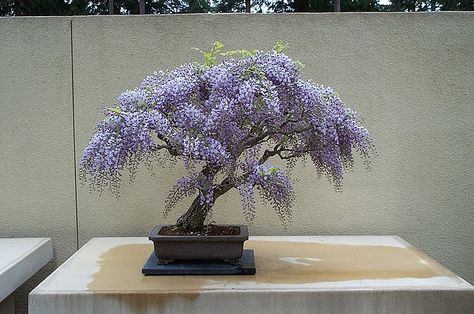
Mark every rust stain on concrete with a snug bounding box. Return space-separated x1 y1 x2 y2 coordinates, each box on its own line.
88 243 210 291
87 243 200 313
87 239 450 311
247 240 447 283
88 239 449 290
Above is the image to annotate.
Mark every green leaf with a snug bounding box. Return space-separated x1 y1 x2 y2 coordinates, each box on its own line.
294 60 305 70
241 50 253 57
137 100 147 108
270 167 280 174
108 106 122 114
273 40 288 54
221 50 238 57
213 41 224 51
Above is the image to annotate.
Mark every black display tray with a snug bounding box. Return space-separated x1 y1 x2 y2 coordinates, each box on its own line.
142 249 256 275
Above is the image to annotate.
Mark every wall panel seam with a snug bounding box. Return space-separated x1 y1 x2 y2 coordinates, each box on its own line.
70 18 79 251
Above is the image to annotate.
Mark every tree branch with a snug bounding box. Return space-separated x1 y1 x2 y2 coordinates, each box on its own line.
151 143 179 156
258 144 282 164
212 144 282 199
198 122 314 203
241 130 270 150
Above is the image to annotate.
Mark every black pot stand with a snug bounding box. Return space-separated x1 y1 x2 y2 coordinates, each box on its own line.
142 249 256 275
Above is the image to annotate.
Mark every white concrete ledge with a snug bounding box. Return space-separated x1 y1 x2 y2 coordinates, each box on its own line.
29 236 474 314
0 238 53 303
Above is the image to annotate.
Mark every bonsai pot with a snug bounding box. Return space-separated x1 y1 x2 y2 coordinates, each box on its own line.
149 224 249 263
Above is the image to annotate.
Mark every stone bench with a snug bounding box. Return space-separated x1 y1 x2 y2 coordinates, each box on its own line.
0 238 52 314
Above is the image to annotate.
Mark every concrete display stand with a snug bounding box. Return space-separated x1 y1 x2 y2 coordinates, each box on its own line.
29 236 474 314
0 238 53 314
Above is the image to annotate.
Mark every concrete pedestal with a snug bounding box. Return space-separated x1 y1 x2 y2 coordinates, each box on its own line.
0 238 53 314
29 236 474 314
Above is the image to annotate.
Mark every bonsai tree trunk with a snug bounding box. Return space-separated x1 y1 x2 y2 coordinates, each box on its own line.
176 173 236 231
176 195 208 231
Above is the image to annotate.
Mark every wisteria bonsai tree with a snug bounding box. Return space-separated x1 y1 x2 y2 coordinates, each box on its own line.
80 42 372 232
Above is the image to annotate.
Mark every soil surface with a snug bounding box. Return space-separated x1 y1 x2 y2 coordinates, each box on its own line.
159 225 241 236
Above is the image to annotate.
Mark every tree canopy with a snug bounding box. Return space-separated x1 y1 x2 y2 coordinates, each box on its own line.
79 43 373 230
1 0 472 16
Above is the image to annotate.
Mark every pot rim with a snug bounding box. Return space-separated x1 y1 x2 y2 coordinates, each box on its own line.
149 224 249 242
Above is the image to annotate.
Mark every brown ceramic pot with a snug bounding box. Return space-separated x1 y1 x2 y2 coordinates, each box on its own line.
148 225 249 263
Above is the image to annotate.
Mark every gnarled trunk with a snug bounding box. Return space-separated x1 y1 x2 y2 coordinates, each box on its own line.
176 195 208 231
176 174 236 231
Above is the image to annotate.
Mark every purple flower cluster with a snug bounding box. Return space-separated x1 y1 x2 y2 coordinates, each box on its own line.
80 46 372 224
238 161 295 224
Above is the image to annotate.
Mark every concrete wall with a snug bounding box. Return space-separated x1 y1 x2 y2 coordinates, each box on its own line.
1 13 473 313
0 17 77 313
